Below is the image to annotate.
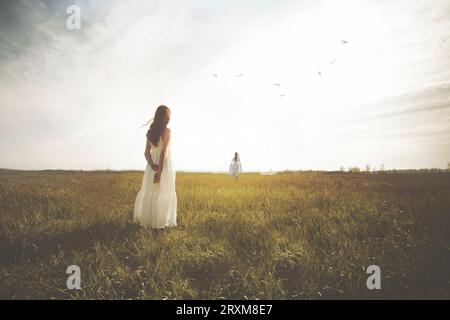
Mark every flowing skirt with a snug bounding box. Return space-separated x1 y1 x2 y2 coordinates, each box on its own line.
229 162 241 177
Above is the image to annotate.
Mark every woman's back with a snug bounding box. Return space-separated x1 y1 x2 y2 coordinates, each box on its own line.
150 134 175 175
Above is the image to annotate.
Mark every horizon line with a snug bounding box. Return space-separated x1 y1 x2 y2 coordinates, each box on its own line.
1 167 449 173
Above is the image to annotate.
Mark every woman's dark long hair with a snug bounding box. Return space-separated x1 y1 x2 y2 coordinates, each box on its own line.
146 105 170 146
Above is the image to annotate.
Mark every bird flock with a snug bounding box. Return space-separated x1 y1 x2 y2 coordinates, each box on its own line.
139 40 349 129
211 39 349 98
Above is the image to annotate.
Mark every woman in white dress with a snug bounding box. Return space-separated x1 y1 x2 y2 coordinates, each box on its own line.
229 152 242 179
134 105 177 229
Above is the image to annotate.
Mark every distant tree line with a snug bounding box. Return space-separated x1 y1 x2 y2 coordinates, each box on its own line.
337 162 450 173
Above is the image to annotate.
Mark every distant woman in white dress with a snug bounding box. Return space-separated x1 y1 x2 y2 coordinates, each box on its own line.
229 152 242 179
134 105 177 229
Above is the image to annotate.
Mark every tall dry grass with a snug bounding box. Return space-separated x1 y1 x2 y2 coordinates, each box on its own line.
0 169 449 299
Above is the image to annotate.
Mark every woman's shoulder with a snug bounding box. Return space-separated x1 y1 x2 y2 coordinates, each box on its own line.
162 127 171 138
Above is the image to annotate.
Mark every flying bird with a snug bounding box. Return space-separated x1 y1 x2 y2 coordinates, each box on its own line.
280 94 285 97
318 71 322 76
341 40 348 44
212 74 218 78
273 82 280 87
235 73 244 77
330 59 336 64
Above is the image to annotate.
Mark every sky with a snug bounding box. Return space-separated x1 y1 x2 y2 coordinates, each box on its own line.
0 0 449 172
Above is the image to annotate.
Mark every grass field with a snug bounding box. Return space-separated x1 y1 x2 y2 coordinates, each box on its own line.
0 169 449 299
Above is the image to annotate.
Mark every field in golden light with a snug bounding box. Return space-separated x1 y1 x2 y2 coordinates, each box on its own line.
0 169 449 299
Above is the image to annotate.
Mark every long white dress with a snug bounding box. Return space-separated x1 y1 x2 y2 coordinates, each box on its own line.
229 158 241 177
133 135 177 229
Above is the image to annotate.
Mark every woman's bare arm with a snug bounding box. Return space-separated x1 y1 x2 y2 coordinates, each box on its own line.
158 128 171 172
144 139 158 171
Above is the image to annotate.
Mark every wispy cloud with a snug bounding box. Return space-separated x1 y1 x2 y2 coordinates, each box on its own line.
0 0 449 170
